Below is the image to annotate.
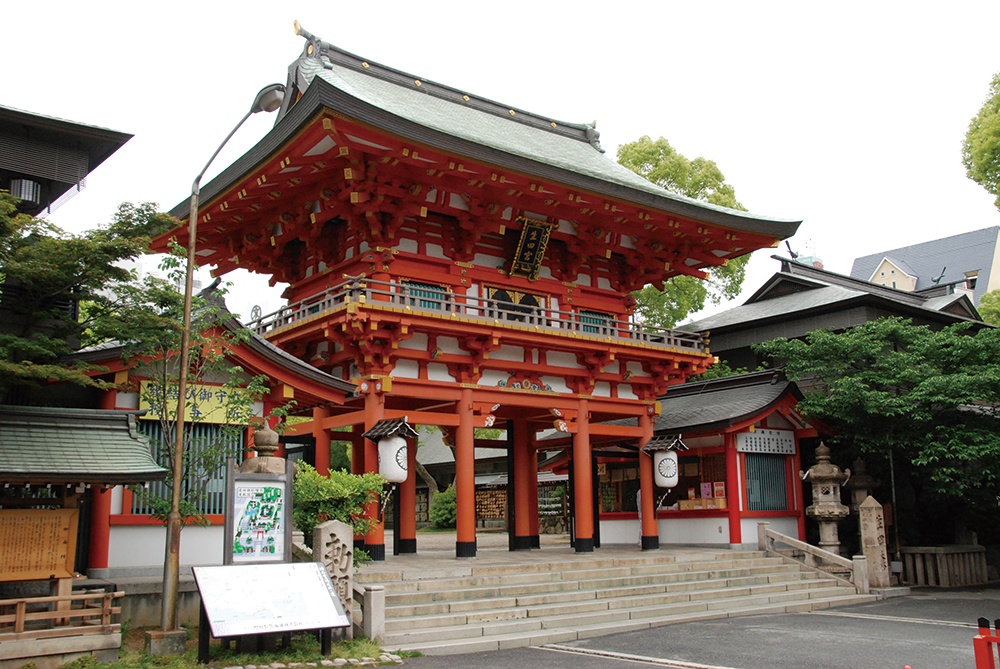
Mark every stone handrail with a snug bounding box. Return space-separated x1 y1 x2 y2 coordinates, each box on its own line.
900 545 988 587
246 276 706 353
757 522 870 594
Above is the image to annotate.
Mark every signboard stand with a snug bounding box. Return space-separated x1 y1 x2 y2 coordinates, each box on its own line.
193 562 349 663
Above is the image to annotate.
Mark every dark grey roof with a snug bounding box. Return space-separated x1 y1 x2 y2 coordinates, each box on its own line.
654 370 801 433
170 34 800 241
683 256 984 333
0 406 166 484
362 417 419 441
850 227 1000 304
0 105 132 217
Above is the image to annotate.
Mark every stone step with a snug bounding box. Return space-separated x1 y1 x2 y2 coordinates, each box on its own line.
388 590 878 656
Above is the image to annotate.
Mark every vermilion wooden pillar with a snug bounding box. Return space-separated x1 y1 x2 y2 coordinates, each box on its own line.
792 438 806 540
572 398 594 552
364 389 386 560
528 446 540 548
638 412 659 550
398 436 417 553
455 388 476 558
725 432 742 548
351 424 365 549
512 418 531 550
90 388 117 571
313 405 331 475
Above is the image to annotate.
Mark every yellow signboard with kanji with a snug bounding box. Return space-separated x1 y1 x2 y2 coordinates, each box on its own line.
139 381 249 424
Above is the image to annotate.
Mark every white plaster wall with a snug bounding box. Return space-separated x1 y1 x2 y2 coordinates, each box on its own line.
604 361 620 375
437 337 464 355
396 238 418 254
592 382 611 397
398 332 429 351
741 517 800 547
540 376 570 394
764 413 794 429
600 517 731 545
110 486 124 515
577 273 591 285
557 220 574 235
538 266 554 280
617 384 638 400
480 370 509 387
491 345 524 362
474 253 501 269
626 361 645 376
358 241 369 254
546 351 585 369
392 359 419 379
116 392 139 410
597 277 611 290
448 193 469 210
426 244 446 259
620 235 636 250
108 525 224 569
427 363 453 382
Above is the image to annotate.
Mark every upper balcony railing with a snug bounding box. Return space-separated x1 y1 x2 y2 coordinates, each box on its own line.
246 277 707 354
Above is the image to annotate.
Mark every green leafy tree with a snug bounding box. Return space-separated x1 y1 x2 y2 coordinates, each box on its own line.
963 72 1000 211
124 245 294 525
617 136 749 328
977 288 1000 325
0 194 175 400
755 318 1000 540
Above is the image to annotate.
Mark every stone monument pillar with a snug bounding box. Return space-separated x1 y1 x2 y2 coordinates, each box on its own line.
804 443 850 556
314 519 354 640
858 496 890 588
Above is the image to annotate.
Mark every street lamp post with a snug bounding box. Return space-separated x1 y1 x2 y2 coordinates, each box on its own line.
160 83 285 633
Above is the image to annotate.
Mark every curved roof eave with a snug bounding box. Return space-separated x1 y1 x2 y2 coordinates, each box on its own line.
168 78 800 241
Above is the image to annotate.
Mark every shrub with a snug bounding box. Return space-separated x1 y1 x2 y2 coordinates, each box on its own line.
429 485 457 528
292 463 384 546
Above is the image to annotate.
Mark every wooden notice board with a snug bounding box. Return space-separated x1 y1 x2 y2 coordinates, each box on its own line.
0 509 78 581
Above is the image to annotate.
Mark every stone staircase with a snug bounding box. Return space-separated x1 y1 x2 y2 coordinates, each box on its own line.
356 548 878 656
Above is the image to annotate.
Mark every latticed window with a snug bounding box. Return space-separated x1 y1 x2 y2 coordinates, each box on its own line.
579 309 611 334
133 421 245 516
745 453 788 511
403 280 448 310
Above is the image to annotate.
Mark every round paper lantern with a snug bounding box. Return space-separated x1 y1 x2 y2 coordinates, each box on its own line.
378 435 408 483
653 450 679 488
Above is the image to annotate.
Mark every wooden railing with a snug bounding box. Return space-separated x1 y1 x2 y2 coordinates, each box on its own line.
900 545 988 587
0 590 123 641
757 522 870 594
247 276 706 354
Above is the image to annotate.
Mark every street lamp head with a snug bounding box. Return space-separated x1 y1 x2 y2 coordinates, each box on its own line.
251 84 286 114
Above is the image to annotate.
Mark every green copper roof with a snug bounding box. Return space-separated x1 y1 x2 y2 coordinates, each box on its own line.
0 406 166 485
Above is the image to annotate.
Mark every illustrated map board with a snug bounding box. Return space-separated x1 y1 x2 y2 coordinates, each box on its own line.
193 562 349 637
223 458 293 565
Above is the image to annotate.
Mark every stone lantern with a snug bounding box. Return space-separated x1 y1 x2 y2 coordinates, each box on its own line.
803 443 850 556
239 423 285 474
843 458 881 511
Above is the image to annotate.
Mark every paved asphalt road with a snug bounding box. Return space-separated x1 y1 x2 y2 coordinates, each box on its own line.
401 585 1000 669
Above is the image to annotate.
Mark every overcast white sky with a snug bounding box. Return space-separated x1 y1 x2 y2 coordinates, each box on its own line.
5 1 999 324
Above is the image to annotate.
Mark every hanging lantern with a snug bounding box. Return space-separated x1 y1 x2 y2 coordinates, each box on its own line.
378 434 408 483
653 450 679 488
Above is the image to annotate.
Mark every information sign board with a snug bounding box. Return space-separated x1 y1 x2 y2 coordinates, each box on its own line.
193 562 349 637
0 509 78 581
736 429 795 455
223 458 293 565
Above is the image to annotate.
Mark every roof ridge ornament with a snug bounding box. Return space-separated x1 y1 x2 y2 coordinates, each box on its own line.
585 120 605 153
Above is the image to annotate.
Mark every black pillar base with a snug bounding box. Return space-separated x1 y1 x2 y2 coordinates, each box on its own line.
367 543 386 561
529 535 540 549
511 536 532 551
355 540 366 556
641 535 660 551
574 537 595 553
397 538 417 554
456 540 477 558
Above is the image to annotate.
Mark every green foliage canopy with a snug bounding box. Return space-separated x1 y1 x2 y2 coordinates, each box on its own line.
977 288 1000 325
616 136 749 327
963 72 1000 211
755 318 1000 502
0 195 177 397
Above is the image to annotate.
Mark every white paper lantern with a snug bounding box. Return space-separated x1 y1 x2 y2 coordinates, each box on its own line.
378 435 408 483
653 450 679 488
